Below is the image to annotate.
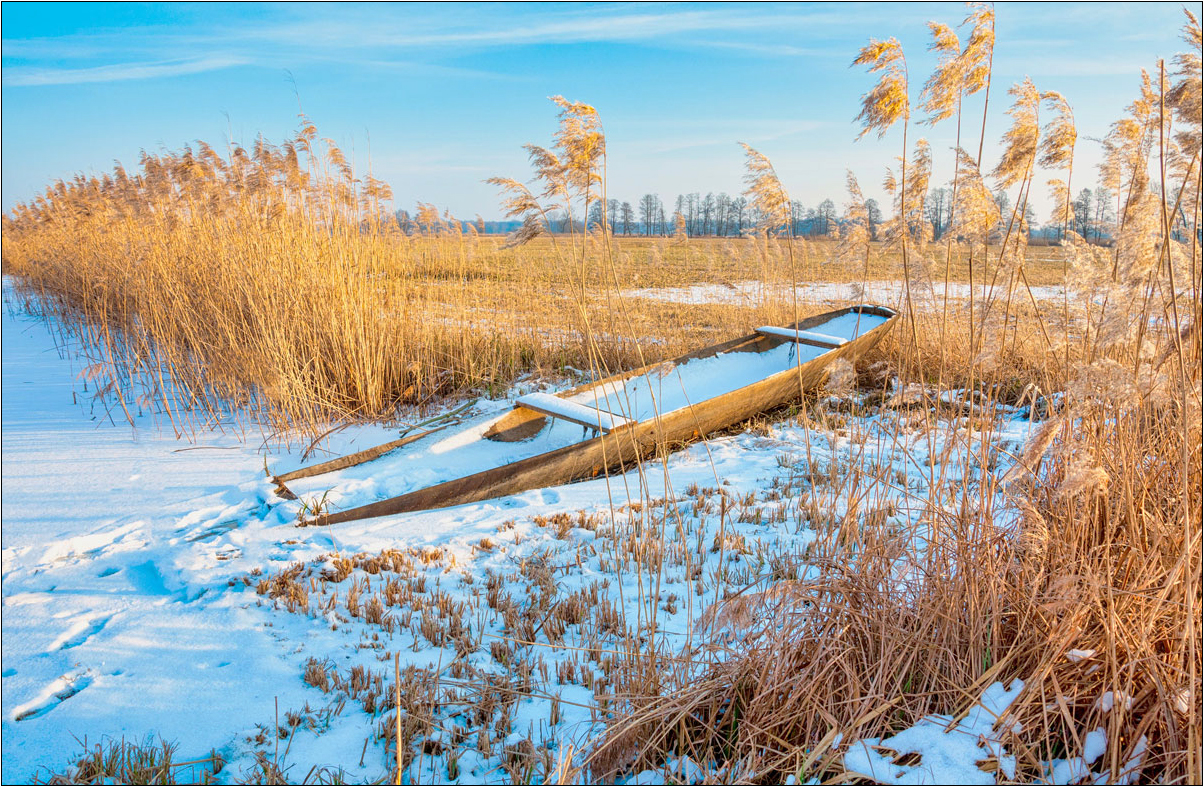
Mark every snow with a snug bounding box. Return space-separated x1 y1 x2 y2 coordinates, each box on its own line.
623 756 706 785
514 392 634 432
621 280 1067 308
2 294 369 780
756 326 849 346
1039 727 1113 785
1082 728 1108 763
843 683 1136 787
2 285 1052 784
565 310 888 423
843 680 1025 786
1095 690 1133 713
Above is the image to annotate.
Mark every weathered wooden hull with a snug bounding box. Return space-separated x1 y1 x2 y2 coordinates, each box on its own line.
302 305 897 526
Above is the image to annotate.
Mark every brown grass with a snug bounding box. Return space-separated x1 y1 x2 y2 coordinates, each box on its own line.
32 736 223 785
585 10 1202 786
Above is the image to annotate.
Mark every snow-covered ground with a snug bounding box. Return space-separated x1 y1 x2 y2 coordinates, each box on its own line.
621 279 1067 309
3 285 1111 784
1 293 395 781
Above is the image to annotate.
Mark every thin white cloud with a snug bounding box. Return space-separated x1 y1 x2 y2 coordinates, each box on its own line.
0 7 848 85
687 40 835 57
348 58 526 82
226 8 848 52
1 34 133 60
639 120 832 155
4 55 247 86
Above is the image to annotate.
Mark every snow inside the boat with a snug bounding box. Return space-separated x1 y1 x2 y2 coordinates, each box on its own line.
565 310 889 423
287 410 597 504
285 310 888 506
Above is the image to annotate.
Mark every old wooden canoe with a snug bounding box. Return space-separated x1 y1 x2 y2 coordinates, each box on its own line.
300 304 897 526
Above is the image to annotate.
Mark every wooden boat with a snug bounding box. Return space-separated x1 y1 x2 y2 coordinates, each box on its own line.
295 304 897 526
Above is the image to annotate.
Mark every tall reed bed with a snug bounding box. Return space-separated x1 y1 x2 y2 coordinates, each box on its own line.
589 6 1201 784
1 127 546 435
1 127 830 439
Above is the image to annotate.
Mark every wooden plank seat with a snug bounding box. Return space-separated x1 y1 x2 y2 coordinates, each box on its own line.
756 325 848 349
515 392 634 433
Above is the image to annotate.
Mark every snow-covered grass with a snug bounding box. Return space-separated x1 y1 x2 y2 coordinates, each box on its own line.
3 214 1199 785
14 285 1174 787
10 273 1189 785
0 288 1041 784
4 273 1199 786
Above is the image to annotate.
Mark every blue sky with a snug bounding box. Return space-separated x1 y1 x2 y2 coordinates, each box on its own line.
1 2 1193 220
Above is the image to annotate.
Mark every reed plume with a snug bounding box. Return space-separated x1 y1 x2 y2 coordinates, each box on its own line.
1045 178 1073 238
1166 8 1202 153
951 147 1001 247
920 11 981 374
1100 72 1158 219
851 38 909 139
919 22 963 126
672 210 688 243
992 78 1041 191
549 96 606 201
837 171 871 277
853 36 921 350
961 2 996 165
1039 91 1077 234
738 143 792 232
1166 10 1202 245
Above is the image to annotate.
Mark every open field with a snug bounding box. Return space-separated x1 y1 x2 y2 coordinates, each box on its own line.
2 4 1201 786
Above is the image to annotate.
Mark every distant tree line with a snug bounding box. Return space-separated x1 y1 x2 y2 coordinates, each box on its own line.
569 193 889 239
391 181 1195 246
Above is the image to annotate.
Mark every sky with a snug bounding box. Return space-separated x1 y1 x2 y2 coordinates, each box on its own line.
1 2 1194 221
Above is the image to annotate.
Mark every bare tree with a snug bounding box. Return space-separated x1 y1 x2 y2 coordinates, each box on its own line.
993 189 1011 218
816 198 838 236
548 209 576 233
790 200 805 236
586 200 605 231
732 196 748 235
925 186 950 239
715 193 730 236
1092 186 1114 244
606 198 620 231
639 194 659 236
865 198 883 240
1072 187 1092 239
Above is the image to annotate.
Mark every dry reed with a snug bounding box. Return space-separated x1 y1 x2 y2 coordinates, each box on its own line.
589 8 1201 785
